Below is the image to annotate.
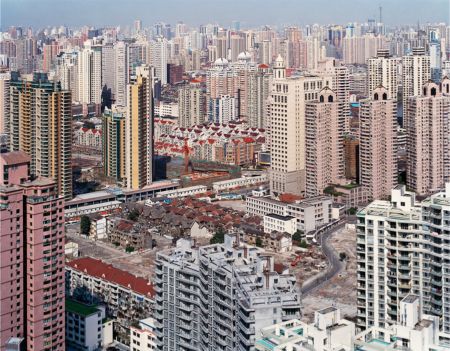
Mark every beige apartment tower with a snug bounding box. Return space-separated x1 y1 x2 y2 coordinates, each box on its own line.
305 88 344 197
9 72 72 199
125 66 153 189
359 86 398 201
269 55 332 196
405 80 450 196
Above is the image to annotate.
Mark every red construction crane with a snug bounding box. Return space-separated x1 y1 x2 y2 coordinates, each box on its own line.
182 138 190 175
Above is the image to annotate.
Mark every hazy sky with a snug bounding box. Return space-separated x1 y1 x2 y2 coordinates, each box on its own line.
1 0 449 30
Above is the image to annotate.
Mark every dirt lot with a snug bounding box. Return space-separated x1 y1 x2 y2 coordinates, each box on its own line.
301 226 357 321
66 223 173 279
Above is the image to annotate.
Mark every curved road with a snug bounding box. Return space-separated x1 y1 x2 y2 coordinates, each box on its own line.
301 221 346 296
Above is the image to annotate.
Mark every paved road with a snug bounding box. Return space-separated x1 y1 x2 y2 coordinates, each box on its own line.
301 221 346 296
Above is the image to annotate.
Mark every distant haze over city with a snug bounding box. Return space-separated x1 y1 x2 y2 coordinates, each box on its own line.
2 0 449 29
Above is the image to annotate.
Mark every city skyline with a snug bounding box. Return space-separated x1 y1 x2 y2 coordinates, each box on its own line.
2 0 449 29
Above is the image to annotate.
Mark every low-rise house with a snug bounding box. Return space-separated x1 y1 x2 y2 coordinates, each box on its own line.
89 214 107 239
108 219 151 251
65 298 112 351
354 295 447 351
256 307 355 351
263 214 297 235
130 318 157 351
65 258 154 345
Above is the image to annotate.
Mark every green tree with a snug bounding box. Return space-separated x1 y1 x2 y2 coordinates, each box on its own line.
80 216 91 235
299 240 309 249
125 246 135 253
339 252 347 261
292 230 304 242
210 227 226 244
347 207 358 215
128 209 140 221
255 237 263 247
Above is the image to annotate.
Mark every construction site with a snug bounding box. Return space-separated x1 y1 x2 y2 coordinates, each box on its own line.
301 225 357 321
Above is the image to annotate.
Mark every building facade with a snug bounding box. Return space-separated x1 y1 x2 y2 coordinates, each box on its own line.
305 88 344 197
357 184 450 339
102 105 126 183
405 80 450 195
359 86 397 201
154 237 301 351
65 257 154 344
125 66 154 189
9 72 72 199
0 151 65 351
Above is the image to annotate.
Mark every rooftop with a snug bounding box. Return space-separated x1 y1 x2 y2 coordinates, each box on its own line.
67 257 154 297
66 298 99 317
0 151 31 165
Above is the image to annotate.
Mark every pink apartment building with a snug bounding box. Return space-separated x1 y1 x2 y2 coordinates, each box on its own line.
359 86 398 201
0 151 65 351
405 80 450 196
305 88 344 197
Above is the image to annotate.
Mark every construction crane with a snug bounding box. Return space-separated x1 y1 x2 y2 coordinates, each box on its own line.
182 138 190 175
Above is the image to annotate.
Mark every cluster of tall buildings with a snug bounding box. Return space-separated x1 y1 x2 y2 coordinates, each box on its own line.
3 16 450 350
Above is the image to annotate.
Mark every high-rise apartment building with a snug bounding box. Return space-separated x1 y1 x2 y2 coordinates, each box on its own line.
0 70 10 134
367 49 401 99
405 81 450 195
344 135 360 182
151 36 168 85
125 66 153 189
178 81 205 128
77 40 102 105
102 105 126 183
402 47 431 118
9 72 72 200
55 51 78 101
209 95 237 124
154 237 301 351
357 184 450 337
101 43 115 101
245 65 271 128
114 41 128 106
0 151 65 351
359 86 397 201
305 88 344 197
269 55 332 195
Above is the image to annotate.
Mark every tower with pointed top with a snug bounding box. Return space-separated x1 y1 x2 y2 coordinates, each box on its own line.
273 54 286 80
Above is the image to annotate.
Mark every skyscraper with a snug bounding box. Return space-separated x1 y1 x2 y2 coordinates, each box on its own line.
9 72 72 200
178 80 205 128
114 41 128 106
0 70 10 135
359 86 397 201
125 65 153 189
402 47 431 119
151 36 168 85
405 80 450 195
367 49 400 99
269 55 332 196
77 40 102 106
0 151 65 351
357 184 450 335
102 105 126 183
305 88 344 197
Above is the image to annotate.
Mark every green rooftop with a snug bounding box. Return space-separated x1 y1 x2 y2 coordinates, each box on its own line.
66 298 99 317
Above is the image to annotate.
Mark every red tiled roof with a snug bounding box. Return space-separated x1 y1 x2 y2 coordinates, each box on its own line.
116 219 134 232
66 257 154 297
